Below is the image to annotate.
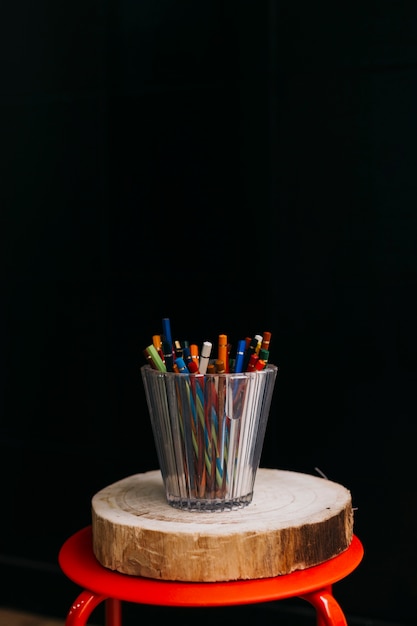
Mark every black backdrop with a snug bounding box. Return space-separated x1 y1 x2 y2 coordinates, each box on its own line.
2 2 417 625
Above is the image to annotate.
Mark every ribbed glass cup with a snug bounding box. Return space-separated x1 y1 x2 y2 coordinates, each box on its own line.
141 363 278 511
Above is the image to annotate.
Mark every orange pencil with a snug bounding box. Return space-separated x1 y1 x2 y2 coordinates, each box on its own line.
190 344 199 369
261 331 272 352
152 334 164 361
215 359 225 374
218 334 229 373
152 334 162 350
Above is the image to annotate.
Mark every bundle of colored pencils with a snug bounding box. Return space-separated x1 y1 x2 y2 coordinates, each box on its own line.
143 317 272 375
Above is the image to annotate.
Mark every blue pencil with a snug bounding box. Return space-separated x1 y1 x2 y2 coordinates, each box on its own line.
162 317 173 351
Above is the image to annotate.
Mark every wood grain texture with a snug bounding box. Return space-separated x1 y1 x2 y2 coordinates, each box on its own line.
91 468 354 582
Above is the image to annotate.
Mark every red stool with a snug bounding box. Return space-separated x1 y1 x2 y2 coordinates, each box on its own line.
59 526 363 626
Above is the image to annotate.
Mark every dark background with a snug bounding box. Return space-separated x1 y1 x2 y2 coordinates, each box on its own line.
2 2 417 625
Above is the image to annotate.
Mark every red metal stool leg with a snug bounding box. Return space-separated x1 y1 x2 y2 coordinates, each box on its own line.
105 598 122 626
65 590 108 626
301 586 347 626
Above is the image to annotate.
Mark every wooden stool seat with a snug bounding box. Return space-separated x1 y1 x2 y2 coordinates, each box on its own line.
90 468 355 581
58 526 363 626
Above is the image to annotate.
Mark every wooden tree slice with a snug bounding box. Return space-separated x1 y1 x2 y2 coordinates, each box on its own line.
91 468 353 582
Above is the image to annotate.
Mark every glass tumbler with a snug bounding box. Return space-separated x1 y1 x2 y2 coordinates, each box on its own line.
141 363 278 511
